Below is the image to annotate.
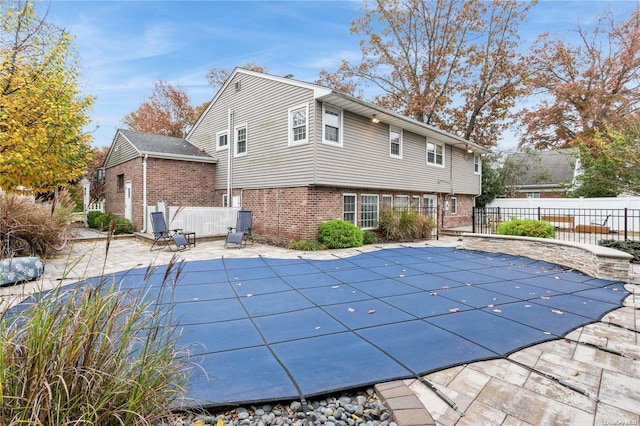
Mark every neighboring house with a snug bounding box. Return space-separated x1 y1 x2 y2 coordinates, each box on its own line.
103 129 217 231
104 68 488 242
503 149 580 199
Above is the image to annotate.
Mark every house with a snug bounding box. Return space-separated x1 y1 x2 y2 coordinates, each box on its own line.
503 149 580 198
102 130 217 231
103 68 488 242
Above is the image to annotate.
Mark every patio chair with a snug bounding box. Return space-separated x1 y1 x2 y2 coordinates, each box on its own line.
150 211 191 251
225 210 254 248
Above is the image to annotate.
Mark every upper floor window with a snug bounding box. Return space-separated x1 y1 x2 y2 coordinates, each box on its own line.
216 130 228 151
427 140 444 167
474 154 480 174
288 104 308 146
323 104 343 146
235 124 247 157
389 127 402 158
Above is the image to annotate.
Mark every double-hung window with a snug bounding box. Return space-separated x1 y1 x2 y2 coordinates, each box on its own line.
288 104 308 145
361 195 379 229
235 124 247 157
343 194 356 224
323 104 342 146
427 140 444 166
395 195 409 211
474 154 480 174
216 130 228 151
389 127 402 158
450 197 458 214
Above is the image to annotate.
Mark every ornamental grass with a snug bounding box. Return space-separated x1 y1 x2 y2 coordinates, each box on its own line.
0 254 192 425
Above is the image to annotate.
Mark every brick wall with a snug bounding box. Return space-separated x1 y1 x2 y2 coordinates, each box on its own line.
105 158 215 230
214 186 475 244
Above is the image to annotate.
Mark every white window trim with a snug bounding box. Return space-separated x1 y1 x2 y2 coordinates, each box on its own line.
411 195 420 211
322 103 343 147
360 194 379 230
474 154 481 174
382 194 393 209
395 195 409 211
389 126 403 159
216 129 229 151
288 103 308 146
343 193 357 225
426 139 445 168
234 123 248 157
222 193 229 208
450 197 458 214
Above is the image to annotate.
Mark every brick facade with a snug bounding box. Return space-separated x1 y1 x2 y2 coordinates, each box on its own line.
214 186 475 244
104 158 215 231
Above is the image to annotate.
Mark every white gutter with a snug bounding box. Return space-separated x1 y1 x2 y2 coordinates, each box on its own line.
141 154 148 232
227 109 233 207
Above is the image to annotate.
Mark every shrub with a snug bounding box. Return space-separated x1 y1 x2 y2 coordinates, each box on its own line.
496 218 556 238
0 260 190 424
96 214 134 234
378 208 436 241
363 231 378 245
87 211 103 228
598 239 640 264
318 219 363 249
287 239 326 251
0 189 76 256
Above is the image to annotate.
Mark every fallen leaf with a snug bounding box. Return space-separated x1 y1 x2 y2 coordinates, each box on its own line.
487 304 494 308
449 308 460 313
551 309 564 315
194 421 205 426
524 304 532 308
348 307 355 313
399 274 405 278
492 309 502 313
217 419 225 426
554 276 560 280
571 371 580 376
442 285 449 289
429 292 438 296
315 326 321 330
331 285 340 289
368 309 376 314
246 293 253 298
541 296 551 300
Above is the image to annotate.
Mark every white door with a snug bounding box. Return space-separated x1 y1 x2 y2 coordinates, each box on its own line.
124 181 132 221
423 195 438 236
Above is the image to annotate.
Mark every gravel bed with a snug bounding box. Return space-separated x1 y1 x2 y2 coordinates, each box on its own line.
164 387 397 426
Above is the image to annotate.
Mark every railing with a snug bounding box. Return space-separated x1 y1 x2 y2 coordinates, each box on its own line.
86 201 105 213
473 207 640 245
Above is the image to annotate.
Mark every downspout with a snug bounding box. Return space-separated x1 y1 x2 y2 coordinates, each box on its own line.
141 154 148 232
227 109 234 207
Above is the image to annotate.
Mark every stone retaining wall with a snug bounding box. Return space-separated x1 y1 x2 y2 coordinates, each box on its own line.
462 233 632 282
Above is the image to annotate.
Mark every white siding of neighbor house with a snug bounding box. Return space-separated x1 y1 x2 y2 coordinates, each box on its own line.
187 71 481 196
104 132 140 168
313 106 481 195
188 73 317 189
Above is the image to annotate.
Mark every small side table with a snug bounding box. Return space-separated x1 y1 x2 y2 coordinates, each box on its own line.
183 232 196 247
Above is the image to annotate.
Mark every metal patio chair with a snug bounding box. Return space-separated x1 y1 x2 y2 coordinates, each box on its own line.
225 210 254 248
150 211 191 251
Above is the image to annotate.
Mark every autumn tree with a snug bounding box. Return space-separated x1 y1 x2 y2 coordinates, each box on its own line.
122 80 201 138
206 60 266 90
317 0 535 148
0 1 94 193
518 6 640 149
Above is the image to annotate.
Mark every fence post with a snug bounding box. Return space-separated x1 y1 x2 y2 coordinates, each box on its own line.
472 207 476 233
537 207 541 221
624 208 628 240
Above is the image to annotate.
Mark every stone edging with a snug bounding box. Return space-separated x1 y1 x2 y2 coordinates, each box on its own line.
375 381 435 426
461 233 633 282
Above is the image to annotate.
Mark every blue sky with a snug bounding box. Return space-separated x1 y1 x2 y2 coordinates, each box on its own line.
41 1 637 149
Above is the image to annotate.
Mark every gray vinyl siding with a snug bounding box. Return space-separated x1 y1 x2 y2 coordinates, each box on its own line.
188 73 316 189
104 133 139 168
314 107 481 195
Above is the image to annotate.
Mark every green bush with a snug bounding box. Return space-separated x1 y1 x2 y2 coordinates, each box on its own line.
0 262 190 424
87 211 103 228
287 239 326 251
318 219 364 249
98 214 135 234
363 231 378 245
378 208 436 241
598 239 640 264
496 218 556 238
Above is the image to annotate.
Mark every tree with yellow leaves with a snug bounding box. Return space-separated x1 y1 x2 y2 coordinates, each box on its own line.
0 0 94 194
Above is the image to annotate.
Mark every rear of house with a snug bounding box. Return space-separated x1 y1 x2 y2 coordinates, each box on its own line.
186 68 487 243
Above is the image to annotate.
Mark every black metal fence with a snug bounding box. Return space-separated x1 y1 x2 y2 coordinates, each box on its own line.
473 207 640 245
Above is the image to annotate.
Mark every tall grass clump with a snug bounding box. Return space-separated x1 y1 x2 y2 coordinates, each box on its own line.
496 218 556 238
0 190 75 256
0 259 191 425
378 208 436 241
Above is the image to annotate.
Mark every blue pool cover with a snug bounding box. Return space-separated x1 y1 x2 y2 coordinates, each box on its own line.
29 247 632 408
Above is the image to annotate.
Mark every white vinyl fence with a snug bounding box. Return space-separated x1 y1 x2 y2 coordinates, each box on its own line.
487 196 640 210
146 204 241 237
